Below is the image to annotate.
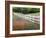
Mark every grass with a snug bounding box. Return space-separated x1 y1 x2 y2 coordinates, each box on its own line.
13 13 40 30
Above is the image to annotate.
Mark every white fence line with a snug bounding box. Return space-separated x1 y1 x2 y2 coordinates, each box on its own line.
13 13 40 24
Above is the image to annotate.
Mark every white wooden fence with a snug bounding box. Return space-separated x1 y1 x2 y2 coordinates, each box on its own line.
13 13 40 24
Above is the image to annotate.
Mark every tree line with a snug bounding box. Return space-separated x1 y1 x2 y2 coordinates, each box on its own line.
13 7 40 14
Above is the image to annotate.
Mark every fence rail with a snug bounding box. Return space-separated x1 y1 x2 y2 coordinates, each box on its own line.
13 13 40 24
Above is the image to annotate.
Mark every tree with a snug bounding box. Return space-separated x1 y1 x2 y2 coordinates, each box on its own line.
13 7 40 14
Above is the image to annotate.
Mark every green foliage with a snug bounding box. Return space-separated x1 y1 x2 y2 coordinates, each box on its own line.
13 7 40 14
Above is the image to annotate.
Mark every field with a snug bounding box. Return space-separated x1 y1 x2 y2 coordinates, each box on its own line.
13 12 40 30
